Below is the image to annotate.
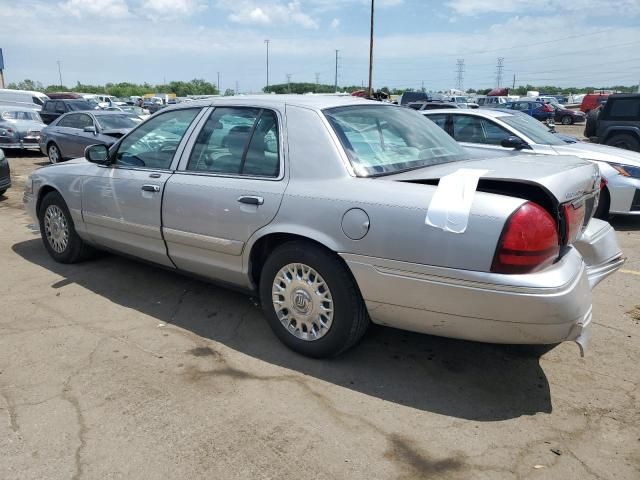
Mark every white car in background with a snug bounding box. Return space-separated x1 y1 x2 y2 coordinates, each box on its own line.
422 108 640 217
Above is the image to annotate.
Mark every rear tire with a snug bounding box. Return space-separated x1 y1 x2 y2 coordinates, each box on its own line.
259 241 369 358
38 191 95 263
47 143 62 164
594 187 610 220
605 134 640 152
561 115 573 125
0 189 6 197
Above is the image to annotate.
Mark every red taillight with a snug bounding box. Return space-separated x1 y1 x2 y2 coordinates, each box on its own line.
542 103 554 112
600 177 607 189
491 202 560 274
563 202 586 244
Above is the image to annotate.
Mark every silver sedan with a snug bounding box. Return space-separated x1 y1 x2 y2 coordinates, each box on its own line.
24 96 623 358
421 108 640 217
0 106 46 151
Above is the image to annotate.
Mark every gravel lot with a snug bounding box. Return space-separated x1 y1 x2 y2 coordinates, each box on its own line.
1 133 639 479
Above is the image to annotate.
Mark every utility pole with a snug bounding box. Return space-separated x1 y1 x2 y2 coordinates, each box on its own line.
235 80 239 95
217 72 220 93
56 60 63 88
264 39 270 93
334 49 339 93
286 74 292 93
333 50 340 92
512 73 516 90
455 59 465 91
421 80 425 93
495 57 504 88
367 0 375 98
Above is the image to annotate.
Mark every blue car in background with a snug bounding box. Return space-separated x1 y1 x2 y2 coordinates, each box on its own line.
503 100 586 125
502 100 555 122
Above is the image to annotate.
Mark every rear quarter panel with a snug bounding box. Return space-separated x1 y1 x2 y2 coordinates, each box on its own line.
247 104 525 273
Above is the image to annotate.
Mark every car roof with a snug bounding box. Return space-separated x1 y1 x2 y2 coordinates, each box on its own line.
0 105 40 112
421 108 514 118
162 95 382 111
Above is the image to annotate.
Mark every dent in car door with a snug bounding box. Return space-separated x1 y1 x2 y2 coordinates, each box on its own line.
162 107 286 287
82 108 204 267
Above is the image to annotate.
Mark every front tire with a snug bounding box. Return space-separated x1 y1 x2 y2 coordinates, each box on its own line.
259 241 369 358
0 189 6 197
38 191 94 263
47 143 61 164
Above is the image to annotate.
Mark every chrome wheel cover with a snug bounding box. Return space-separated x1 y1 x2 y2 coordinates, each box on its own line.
48 145 59 164
44 205 69 253
272 263 334 341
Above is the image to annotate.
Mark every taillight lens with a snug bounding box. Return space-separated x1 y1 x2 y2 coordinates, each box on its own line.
563 202 586 244
542 103 554 112
491 202 560 274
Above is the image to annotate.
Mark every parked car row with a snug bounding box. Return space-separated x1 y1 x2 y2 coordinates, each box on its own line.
24 95 624 358
420 106 640 217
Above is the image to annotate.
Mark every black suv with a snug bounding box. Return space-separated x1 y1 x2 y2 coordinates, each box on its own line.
40 99 95 124
586 93 640 152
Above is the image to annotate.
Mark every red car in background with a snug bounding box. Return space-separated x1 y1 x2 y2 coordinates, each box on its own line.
580 93 609 113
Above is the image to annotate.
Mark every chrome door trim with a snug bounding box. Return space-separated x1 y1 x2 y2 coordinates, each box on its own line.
83 212 162 238
163 227 244 256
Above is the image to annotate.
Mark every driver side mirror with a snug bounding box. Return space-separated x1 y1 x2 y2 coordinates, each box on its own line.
500 136 527 150
83 125 97 134
85 144 110 165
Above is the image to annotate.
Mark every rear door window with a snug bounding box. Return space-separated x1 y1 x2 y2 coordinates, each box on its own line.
451 115 511 145
187 107 280 177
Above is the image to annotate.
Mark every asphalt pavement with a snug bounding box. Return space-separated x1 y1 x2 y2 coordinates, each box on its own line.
1 143 639 480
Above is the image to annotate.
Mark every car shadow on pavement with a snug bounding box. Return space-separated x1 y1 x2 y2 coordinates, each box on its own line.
13 238 553 421
609 215 640 232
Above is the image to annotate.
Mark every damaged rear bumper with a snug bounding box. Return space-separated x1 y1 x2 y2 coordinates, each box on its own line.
342 220 622 355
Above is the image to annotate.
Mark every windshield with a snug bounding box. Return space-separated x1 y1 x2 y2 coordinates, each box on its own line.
67 101 93 111
96 114 141 129
454 97 468 103
500 112 565 145
324 105 468 176
1 110 42 121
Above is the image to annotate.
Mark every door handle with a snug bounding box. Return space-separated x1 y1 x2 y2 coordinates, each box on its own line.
141 184 161 192
237 195 264 205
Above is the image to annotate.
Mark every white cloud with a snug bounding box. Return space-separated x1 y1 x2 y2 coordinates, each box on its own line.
220 1 318 29
139 0 207 20
330 17 340 29
59 0 130 18
448 0 640 16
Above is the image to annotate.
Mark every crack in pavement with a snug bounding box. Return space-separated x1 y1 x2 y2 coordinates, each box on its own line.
0 389 19 433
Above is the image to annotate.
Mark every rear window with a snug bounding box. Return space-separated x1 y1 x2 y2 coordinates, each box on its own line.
324 105 467 176
607 98 640 120
67 101 93 111
1 110 42 121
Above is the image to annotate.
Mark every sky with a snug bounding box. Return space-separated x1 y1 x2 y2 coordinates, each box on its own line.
1 0 639 93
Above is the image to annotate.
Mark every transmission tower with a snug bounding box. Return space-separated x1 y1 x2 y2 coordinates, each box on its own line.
496 57 504 88
455 59 465 91
315 72 320 91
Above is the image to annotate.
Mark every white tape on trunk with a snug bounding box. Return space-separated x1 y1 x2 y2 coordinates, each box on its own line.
425 168 488 234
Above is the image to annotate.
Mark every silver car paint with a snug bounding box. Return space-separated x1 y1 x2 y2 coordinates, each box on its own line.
422 108 640 215
24 96 623 351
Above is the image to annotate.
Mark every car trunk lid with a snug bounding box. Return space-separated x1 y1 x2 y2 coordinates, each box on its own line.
389 154 601 245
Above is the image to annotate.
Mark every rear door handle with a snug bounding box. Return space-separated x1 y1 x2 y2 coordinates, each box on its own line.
237 195 264 205
141 184 161 192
